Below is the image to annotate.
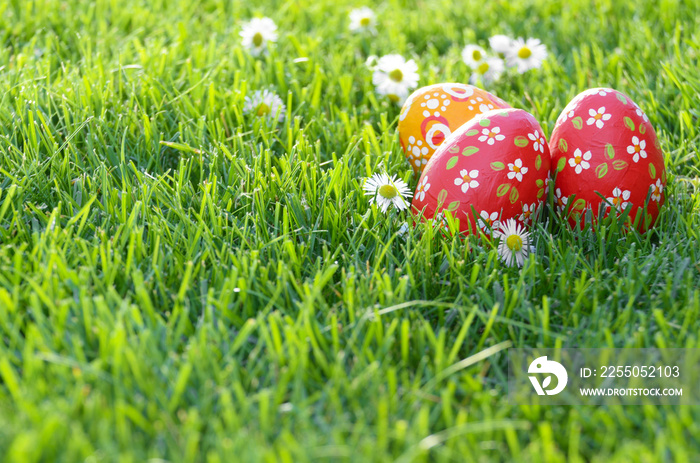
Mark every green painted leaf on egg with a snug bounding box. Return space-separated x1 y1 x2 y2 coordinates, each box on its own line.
446 200 460 212
446 156 459 170
624 117 635 131
596 162 609 179
558 139 568 152
605 144 615 159
514 136 528 147
572 198 587 211
572 117 583 129
479 118 491 127
437 189 448 206
536 179 544 187
509 186 519 204
498 111 510 117
616 93 628 104
639 124 646 135
537 188 544 199
613 160 628 170
465 129 479 137
535 155 542 170
557 157 566 172
649 163 656 179
490 161 505 171
462 146 479 156
448 145 459 154
496 184 510 197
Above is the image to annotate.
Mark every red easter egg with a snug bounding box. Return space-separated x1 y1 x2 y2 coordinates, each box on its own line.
398 83 511 174
549 88 666 231
412 108 551 235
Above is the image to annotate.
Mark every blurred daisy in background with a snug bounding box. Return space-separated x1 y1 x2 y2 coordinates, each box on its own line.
469 57 505 84
240 17 278 57
506 37 547 73
363 172 412 212
349 7 376 34
494 218 531 267
372 54 419 105
461 44 487 68
243 89 286 122
489 35 513 57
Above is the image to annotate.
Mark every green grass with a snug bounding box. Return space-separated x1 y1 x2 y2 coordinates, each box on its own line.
1 0 699 461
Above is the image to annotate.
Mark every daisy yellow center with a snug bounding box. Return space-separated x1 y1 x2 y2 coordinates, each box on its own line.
489 131 496 137
574 155 582 164
389 69 403 82
378 184 398 199
513 165 521 173
613 197 622 206
634 145 641 153
506 234 523 252
462 174 472 183
653 186 660 195
256 103 271 116
477 62 490 74
517 46 532 59
594 113 603 120
472 50 483 61
360 17 371 26
253 32 264 47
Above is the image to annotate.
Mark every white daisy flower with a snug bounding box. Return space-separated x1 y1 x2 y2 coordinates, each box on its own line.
627 136 647 163
469 57 505 85
544 176 552 194
494 218 531 267
606 187 631 211
243 89 286 122
634 103 650 123
555 188 569 213
349 7 376 33
489 35 513 56
519 202 537 224
505 37 547 73
454 169 479 193
586 106 612 129
507 158 528 182
461 44 487 68
239 17 278 57
557 108 575 125
568 148 592 174
478 126 505 145
527 130 546 153
372 54 419 105
650 179 663 202
415 175 431 202
363 172 412 213
478 210 501 233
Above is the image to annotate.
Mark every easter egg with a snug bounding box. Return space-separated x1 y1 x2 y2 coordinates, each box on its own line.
398 83 511 174
549 88 666 230
412 108 551 235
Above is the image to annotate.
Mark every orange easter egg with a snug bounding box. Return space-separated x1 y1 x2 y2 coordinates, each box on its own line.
398 83 511 173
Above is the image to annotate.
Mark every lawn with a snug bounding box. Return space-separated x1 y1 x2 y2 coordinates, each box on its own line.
1 0 699 461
